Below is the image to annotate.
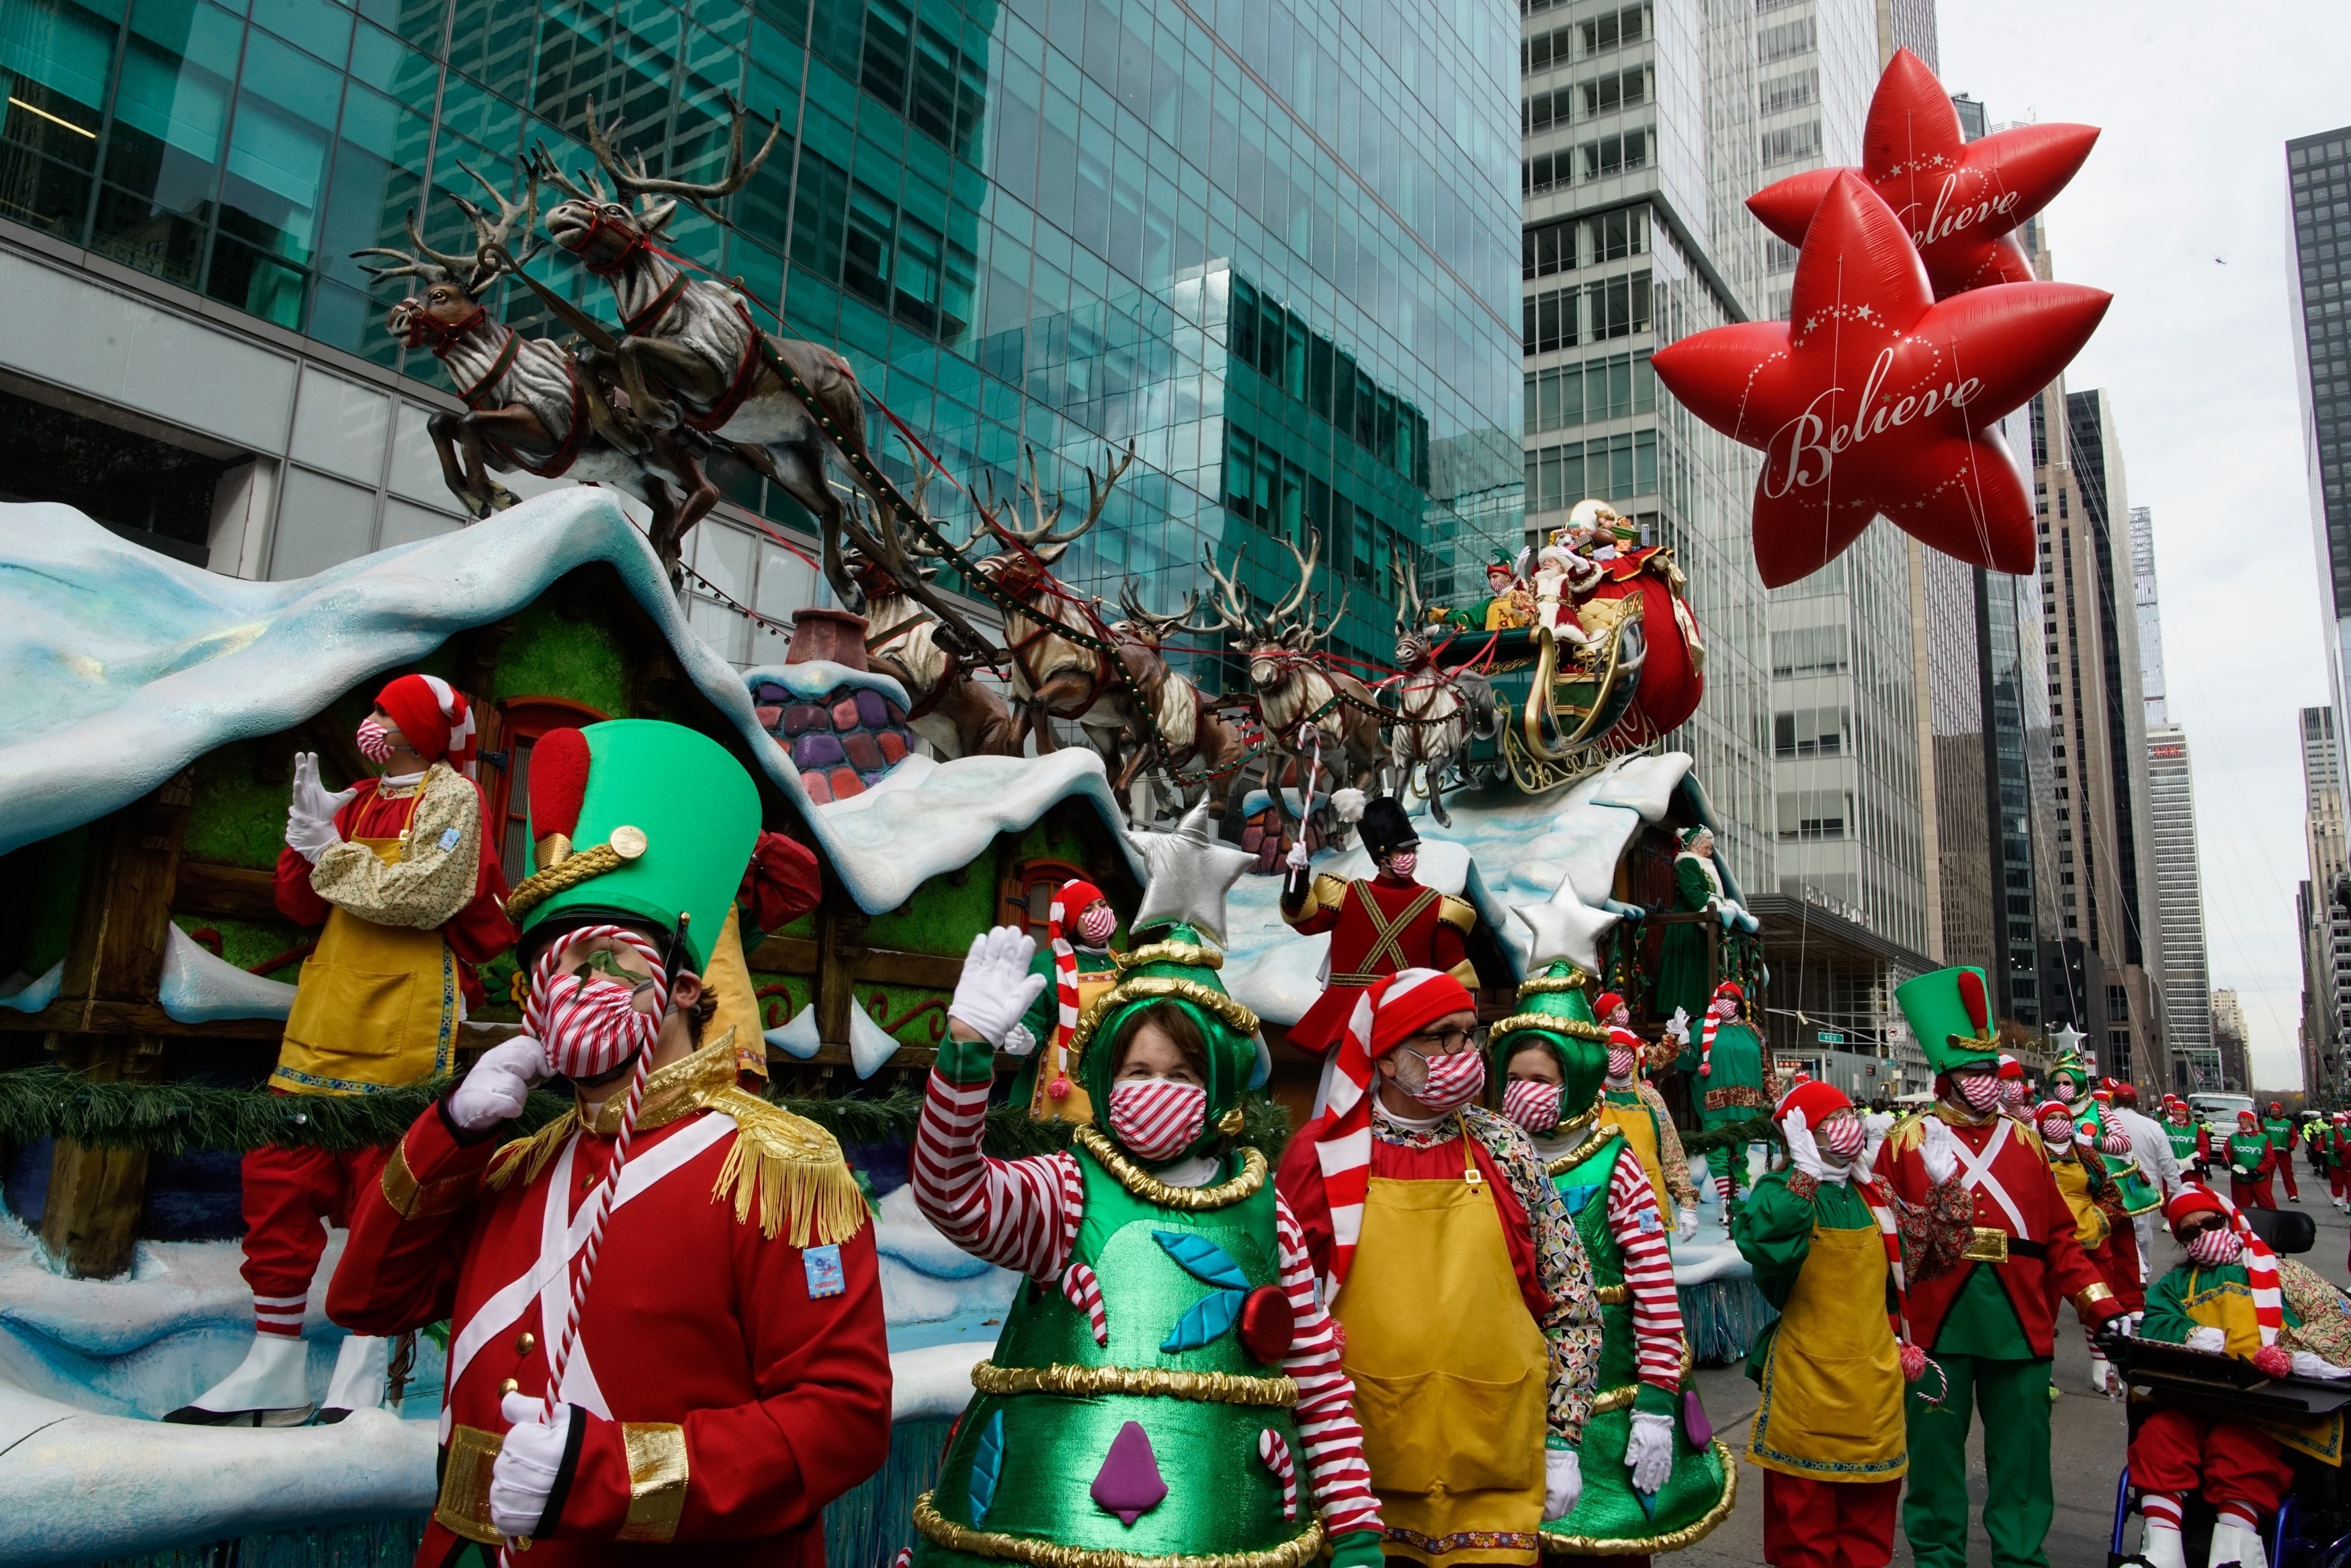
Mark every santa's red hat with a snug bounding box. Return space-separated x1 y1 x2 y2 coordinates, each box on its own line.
1594 991 1626 1019
2164 1186 2226 1229
1996 1053 2023 1082
374 674 478 777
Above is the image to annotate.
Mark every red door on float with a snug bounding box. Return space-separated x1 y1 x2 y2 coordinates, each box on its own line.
486 697 609 881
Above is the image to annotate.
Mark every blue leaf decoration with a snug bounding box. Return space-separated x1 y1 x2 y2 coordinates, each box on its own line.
1153 1229 1250 1289
970 1409 1005 1523
1161 1287 1247 1352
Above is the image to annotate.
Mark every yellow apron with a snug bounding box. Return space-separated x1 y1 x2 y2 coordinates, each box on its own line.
1746 1219 1907 1481
1598 1090 1674 1224
2050 1158 2111 1249
275 813 458 1096
1337 1128 1551 1566
1027 969 1116 1124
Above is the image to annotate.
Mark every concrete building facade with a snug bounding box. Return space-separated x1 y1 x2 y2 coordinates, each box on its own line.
2301 706 2351 1100
2289 126 2351 755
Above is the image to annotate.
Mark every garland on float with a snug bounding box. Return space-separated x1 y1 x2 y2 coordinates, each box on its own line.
0 1066 1293 1160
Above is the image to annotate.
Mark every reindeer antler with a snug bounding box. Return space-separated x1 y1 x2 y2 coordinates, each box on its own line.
527 140 612 206
583 94 781 221
1390 554 1423 635
354 204 477 289
1271 531 1321 623
1199 551 1267 641
1116 580 1213 642
445 162 544 292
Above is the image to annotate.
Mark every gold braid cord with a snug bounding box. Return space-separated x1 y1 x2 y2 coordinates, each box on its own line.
503 842 626 918
913 1493 1326 1568
1117 942 1224 971
1537 1439 1738 1556
1517 970 1592 996
1492 1011 1609 1043
1066 977 1261 1063
968 1360 1297 1407
1073 1126 1267 1211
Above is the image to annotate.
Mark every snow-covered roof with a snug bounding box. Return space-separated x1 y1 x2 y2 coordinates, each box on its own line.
0 496 1139 912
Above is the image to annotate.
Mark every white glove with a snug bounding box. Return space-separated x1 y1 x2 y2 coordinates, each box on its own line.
1543 1446 1582 1521
1855 1127 1887 1184
947 926 1046 1047
2186 1325 2227 1353
450 1038 553 1132
1783 1110 1832 1182
2293 1351 2351 1380
1675 1205 1699 1244
490 1391 572 1537
285 750 357 863
1000 1022 1039 1059
1919 1117 1959 1185
1665 1007 1691 1045
1285 838 1311 870
1624 1410 1676 1493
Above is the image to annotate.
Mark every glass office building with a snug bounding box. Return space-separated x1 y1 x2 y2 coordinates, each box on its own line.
0 0 1525 667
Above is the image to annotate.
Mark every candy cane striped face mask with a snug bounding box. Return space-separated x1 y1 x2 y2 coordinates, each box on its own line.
355 715 393 763
1502 1078 1563 1135
1107 1078 1208 1162
525 927 669 1080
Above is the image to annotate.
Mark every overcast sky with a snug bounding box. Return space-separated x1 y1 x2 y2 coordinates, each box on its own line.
1937 5 2351 1089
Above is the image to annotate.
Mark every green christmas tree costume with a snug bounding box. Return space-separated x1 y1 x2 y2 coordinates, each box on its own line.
2047 1056 2160 1216
1489 962 1733 1556
913 928 1362 1568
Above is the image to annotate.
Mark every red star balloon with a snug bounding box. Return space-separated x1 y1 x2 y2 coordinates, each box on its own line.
1650 170 2109 589
1747 48 2098 299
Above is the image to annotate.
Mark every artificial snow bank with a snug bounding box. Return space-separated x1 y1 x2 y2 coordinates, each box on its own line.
0 496 1140 908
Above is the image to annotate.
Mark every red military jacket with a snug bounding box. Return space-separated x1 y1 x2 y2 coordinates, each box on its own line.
329 1033 891 1566
1281 872 1477 1054
1875 1103 2121 1357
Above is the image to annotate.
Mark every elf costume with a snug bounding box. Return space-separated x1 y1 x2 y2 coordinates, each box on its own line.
908 906 1381 1568
2262 1101 2302 1201
2047 1054 2160 1219
2031 1098 2141 1395
1875 967 2123 1568
1490 963 1732 1560
1652 828 1751 1025
329 720 881 1565
2225 1109 2278 1210
1278 797 1478 1057
1278 968 1603 1567
2164 1098 2204 1177
2329 1114 2351 1208
1733 1079 1920 1568
1676 979 1779 1221
1583 989 1693 1234
1005 876 1122 1123
170 674 517 1428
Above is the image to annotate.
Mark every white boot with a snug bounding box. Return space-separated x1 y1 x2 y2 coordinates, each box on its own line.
165 1333 313 1426
315 1334 388 1424
2136 1519 2187 1568
2089 1355 2117 1395
2209 1516 2269 1568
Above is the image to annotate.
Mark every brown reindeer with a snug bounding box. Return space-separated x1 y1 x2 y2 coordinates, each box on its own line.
1385 559 1500 826
354 166 720 556
968 443 1137 756
1109 581 1257 826
839 481 1021 760
1201 533 1384 828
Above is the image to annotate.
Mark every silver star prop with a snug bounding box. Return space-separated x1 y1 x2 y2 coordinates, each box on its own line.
1511 891 1621 975
2050 1022 2087 1059
1126 799 1256 947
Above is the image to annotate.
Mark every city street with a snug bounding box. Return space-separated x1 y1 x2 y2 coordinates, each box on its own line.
1676 1170 2347 1565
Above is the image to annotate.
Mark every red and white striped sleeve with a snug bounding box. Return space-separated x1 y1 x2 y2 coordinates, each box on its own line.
1276 1194 1382 1539
1606 1145 1686 1393
909 1066 1083 1281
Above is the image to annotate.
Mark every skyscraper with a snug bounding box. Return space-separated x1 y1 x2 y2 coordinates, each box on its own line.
2132 507 2213 1089
2300 706 2351 1099
1516 0 1774 885
2213 988 2250 1094
2131 507 2168 728
2289 127 2351 752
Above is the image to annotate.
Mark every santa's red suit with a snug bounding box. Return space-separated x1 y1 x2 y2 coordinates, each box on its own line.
329 1035 891 1564
1280 872 1476 1055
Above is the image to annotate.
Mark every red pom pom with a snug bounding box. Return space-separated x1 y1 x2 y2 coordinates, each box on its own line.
2254 1344 2293 1379
1047 1075 1072 1101
1700 1063 1713 1077
1900 1344 1928 1383
1240 1284 1295 1363
528 728 592 841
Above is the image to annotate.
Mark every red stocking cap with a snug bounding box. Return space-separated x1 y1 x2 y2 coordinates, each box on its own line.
374 674 477 774
1048 878 1111 1063
529 728 593 842
1774 1078 1852 1127
1594 991 1625 1018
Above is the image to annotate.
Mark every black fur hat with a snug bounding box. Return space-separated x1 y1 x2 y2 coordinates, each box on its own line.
1359 796 1420 861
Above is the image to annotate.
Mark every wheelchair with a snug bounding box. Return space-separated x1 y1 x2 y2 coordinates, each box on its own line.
2108 1207 2351 1567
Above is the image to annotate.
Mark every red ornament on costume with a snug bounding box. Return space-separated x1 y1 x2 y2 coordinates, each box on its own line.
1746 50 2098 302
1650 170 2109 589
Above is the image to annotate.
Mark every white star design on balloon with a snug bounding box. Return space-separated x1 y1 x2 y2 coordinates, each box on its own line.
1511 894 1622 975
1125 799 1258 947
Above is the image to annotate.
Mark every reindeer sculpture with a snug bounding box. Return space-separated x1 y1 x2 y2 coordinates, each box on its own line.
1201 533 1384 830
355 168 720 553
1106 582 1257 826
968 443 1137 756
839 480 1021 760
1385 560 1500 826
531 100 988 652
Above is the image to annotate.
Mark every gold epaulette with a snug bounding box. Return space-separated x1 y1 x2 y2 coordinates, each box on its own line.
487 1112 579 1192
707 1087 869 1247
1282 873 1349 925
1437 893 1477 934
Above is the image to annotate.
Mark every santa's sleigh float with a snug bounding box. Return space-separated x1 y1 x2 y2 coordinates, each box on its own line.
1420 609 1656 796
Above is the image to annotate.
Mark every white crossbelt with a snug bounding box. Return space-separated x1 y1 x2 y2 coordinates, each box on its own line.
440 1113 736 1437
1949 1117 2030 1235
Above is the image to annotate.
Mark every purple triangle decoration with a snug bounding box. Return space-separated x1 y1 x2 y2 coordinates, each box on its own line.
1091 1420 1168 1526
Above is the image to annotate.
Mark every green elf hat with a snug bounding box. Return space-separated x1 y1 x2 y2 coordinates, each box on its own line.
1894 965 2002 1074
503 720 761 975
1069 924 1262 1165
1488 961 1610 1129
1486 550 1519 575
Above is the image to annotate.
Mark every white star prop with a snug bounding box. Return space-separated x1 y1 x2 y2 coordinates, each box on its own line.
2050 1022 2086 1059
1126 799 1257 946
1511 892 1622 975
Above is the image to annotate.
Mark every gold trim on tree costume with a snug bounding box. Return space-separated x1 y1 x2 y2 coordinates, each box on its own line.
1067 978 1261 1061
1495 1012 1608 1043
1116 941 1225 972
1588 1343 1695 1412
1537 1440 1740 1557
1544 1122 1623 1178
966 1360 1299 1406
912 1493 1326 1568
1069 1125 1269 1210
617 1421 689 1542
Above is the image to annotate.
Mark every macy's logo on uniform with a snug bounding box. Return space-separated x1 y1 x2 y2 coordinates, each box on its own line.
1760 347 1984 497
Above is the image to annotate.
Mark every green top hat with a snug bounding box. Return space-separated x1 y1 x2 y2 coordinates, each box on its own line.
1488 961 1610 1127
505 720 761 974
1894 965 2002 1074
1068 923 1260 1164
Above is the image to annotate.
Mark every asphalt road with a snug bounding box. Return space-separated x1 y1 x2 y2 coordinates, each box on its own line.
1666 1164 2350 1567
